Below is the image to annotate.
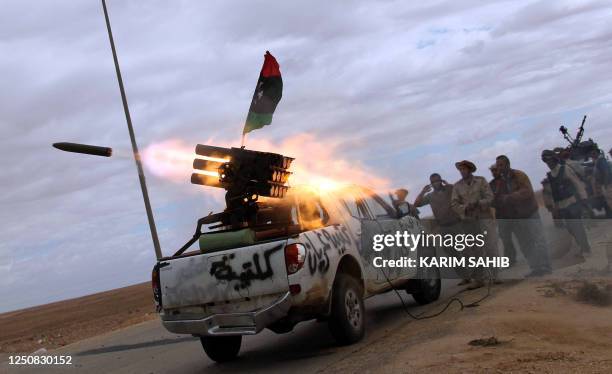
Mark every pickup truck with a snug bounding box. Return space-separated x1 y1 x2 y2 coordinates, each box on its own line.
152 185 440 362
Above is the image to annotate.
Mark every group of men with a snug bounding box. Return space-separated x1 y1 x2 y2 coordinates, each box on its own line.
391 147 612 290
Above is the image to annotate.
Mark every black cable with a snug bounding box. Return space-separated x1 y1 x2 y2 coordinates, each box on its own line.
371 217 492 320
379 266 491 320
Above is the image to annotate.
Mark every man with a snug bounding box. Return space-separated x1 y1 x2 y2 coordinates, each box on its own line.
391 188 419 218
541 150 591 257
489 164 517 266
494 155 551 276
414 173 460 227
590 147 612 217
556 147 591 218
414 174 465 283
451 160 496 289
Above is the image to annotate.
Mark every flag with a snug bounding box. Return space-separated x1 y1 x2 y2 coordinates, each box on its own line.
243 51 283 135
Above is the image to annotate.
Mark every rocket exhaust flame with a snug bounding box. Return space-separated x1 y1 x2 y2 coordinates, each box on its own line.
193 170 220 177
198 155 231 163
141 134 390 194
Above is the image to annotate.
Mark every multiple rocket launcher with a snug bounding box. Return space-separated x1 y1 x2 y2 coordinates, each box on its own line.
191 144 294 200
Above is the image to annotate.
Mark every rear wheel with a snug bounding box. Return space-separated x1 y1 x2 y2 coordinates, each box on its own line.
410 265 441 305
328 274 365 345
200 335 242 362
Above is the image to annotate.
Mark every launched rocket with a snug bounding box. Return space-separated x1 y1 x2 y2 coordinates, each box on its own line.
53 142 113 157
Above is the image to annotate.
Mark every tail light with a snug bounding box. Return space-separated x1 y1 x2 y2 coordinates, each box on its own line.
151 265 162 310
285 243 306 274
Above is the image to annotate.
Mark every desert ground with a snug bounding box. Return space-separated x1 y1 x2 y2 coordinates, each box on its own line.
0 283 157 354
323 277 612 373
1 219 611 373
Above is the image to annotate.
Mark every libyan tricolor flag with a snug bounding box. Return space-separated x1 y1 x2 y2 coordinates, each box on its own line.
243 51 283 135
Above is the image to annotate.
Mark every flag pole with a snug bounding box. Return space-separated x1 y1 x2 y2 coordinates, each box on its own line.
101 0 163 260
240 132 246 148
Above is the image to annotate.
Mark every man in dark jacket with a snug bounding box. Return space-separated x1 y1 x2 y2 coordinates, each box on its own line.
495 155 551 276
542 150 591 257
489 164 517 266
590 147 612 217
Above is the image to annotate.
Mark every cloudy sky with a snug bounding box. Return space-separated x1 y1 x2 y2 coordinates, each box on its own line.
1 0 612 313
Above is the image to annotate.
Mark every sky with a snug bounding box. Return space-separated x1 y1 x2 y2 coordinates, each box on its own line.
1 0 612 313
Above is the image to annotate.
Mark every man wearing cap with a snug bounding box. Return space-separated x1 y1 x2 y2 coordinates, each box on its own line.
495 155 551 276
451 160 496 289
541 150 591 257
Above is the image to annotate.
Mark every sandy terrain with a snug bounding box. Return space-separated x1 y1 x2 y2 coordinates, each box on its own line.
320 216 612 374
320 277 612 373
0 283 156 354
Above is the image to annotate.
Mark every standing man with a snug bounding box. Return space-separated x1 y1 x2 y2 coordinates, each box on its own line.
590 147 612 218
489 164 518 266
414 173 465 283
495 155 551 276
451 160 496 289
414 173 460 228
541 150 591 257
556 147 591 218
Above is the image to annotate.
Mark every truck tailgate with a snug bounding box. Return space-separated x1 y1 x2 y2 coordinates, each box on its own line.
159 240 289 310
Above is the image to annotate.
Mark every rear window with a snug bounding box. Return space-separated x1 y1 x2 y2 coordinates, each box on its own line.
255 198 299 227
297 193 330 229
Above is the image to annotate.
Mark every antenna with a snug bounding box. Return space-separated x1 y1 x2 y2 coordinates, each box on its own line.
101 0 162 259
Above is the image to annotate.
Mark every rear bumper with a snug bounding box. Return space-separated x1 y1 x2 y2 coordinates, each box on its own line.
161 292 292 336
